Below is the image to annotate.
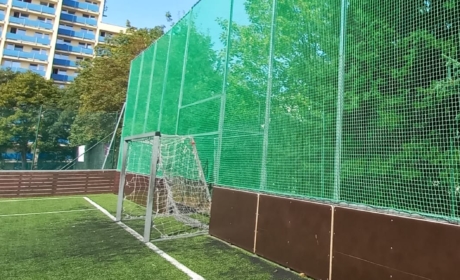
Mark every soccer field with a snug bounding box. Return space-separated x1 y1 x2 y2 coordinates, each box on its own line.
0 194 308 280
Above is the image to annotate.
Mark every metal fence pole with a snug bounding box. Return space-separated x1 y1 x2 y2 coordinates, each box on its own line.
143 132 161 242
260 0 277 190
131 52 145 135
214 0 234 184
143 44 158 133
102 102 126 169
175 12 193 135
157 32 173 131
333 0 348 201
115 140 130 221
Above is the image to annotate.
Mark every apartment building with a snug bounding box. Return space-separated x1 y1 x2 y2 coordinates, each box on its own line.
0 0 126 86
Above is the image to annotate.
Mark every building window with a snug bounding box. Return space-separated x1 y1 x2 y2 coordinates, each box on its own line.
38 17 51 23
13 45 23 51
20 0 32 3
55 53 69 60
3 60 21 68
10 28 26 35
63 9 75 15
29 64 44 71
53 68 67 75
40 2 54 8
13 12 29 18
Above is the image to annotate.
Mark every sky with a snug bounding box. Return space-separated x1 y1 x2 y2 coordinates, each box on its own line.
102 0 199 29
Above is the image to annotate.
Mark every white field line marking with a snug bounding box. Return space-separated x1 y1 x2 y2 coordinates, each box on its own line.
83 197 205 280
0 209 97 217
0 196 84 203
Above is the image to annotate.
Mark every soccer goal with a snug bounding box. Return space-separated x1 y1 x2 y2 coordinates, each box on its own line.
115 132 211 242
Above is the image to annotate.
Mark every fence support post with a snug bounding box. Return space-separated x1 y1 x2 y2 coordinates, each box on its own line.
333 0 348 201
214 0 234 184
157 32 173 131
260 0 277 190
131 52 145 135
175 12 193 135
143 44 158 133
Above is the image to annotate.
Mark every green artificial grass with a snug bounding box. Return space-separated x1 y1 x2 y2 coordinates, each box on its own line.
0 194 311 280
0 197 187 280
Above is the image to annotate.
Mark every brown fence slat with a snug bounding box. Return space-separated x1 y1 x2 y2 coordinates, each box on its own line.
209 187 258 252
333 207 460 280
0 170 118 198
255 195 332 280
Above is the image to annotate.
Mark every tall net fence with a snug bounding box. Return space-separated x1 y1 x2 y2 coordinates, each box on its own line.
121 0 460 221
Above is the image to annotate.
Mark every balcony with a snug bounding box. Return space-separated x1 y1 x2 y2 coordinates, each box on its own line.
51 73 76 82
58 28 95 40
6 32 51 45
53 58 77 67
4 48 48 61
9 17 53 30
0 0 7 5
1 66 46 76
55 43 93 55
0 13 4 21
60 13 97 26
12 0 56 15
98 36 105 42
63 0 99 13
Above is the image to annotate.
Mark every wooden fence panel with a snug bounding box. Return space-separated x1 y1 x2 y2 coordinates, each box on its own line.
0 170 118 197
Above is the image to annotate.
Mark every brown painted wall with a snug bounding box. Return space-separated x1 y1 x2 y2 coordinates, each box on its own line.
0 170 117 197
209 187 258 252
210 187 460 280
332 207 460 280
256 195 332 280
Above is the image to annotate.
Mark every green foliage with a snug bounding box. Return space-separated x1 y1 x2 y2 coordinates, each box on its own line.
67 24 164 113
0 71 62 169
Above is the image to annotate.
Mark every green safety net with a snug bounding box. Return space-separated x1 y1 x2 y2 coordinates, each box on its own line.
120 0 460 221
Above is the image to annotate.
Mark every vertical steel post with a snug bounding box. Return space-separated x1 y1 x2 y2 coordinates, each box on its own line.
157 32 173 131
115 140 130 221
143 44 158 133
143 132 161 242
131 52 145 135
214 0 234 184
175 12 193 134
102 102 126 169
333 0 348 201
260 0 277 190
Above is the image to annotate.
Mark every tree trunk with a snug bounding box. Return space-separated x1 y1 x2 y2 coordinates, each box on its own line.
21 146 27 170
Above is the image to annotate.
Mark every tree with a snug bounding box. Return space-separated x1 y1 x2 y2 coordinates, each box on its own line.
0 71 59 169
66 23 164 113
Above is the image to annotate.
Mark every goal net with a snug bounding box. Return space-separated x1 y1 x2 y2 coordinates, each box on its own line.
116 132 211 242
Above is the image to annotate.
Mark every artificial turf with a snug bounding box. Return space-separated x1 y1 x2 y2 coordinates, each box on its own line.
0 194 309 280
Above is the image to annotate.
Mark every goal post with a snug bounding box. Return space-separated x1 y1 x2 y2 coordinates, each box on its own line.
116 131 211 242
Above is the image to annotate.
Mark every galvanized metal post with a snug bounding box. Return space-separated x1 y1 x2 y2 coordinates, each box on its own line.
115 140 130 221
131 52 145 135
175 12 193 134
157 32 173 131
102 102 126 169
143 44 158 133
143 132 161 242
333 0 348 201
260 0 277 190
214 0 234 184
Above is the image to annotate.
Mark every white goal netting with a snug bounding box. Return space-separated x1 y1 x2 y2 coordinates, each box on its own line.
118 134 211 241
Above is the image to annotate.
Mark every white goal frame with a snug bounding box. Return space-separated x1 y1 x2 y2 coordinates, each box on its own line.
116 131 161 242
